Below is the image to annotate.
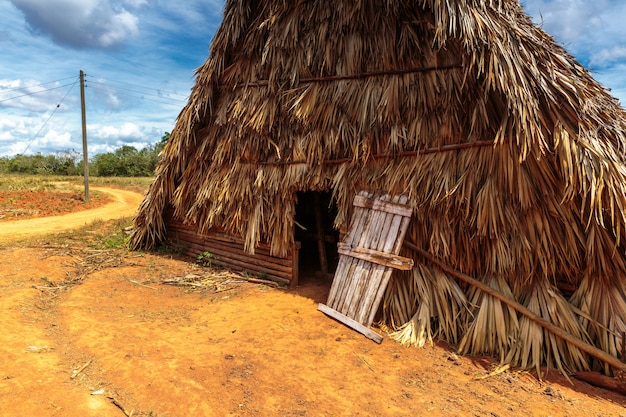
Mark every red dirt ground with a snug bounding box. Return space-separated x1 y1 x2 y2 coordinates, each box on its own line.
0 188 626 416
0 189 110 220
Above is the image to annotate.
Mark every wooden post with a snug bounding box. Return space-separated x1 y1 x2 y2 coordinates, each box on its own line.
290 241 300 289
314 193 328 274
79 70 90 202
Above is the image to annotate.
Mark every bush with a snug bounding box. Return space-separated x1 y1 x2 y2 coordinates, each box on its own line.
0 132 169 177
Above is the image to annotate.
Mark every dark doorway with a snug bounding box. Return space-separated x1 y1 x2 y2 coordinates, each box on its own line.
294 191 340 281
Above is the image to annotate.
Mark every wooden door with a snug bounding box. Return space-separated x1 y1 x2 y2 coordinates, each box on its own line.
318 192 413 343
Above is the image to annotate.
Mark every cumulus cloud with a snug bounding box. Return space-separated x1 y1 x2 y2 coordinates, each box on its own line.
590 46 626 67
0 117 156 156
94 122 146 141
0 115 75 155
0 78 78 112
0 114 30 143
27 130 77 154
9 0 142 49
87 122 155 151
523 0 607 40
521 0 626 69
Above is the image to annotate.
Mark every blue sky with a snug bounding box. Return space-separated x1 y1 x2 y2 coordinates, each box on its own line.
1 0 625 157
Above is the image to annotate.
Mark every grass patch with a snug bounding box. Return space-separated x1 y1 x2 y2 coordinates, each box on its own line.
0 174 154 193
84 176 154 192
0 175 63 192
0 217 132 250
64 217 134 250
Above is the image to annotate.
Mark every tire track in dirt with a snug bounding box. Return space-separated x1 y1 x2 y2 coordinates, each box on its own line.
0 187 143 244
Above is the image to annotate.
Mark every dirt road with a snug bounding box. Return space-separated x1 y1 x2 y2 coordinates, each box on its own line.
0 187 143 243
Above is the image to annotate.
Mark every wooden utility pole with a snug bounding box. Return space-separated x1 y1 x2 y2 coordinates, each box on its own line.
79 70 90 202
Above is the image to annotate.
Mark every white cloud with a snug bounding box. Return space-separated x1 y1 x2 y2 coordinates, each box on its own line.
9 0 142 49
520 0 626 104
0 78 79 112
0 109 78 155
93 122 146 141
521 1 626 68
522 0 608 41
27 130 76 154
590 46 626 67
0 116 27 142
0 0 211 157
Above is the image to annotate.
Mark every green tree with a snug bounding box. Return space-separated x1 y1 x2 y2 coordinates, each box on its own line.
157 132 170 153
92 152 119 176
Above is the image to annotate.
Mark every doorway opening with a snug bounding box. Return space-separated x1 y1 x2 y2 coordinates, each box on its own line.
294 191 340 284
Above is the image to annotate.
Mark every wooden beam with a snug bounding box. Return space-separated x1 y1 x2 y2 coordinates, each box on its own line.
227 64 463 89
337 243 414 270
318 303 383 343
290 241 300 289
353 195 413 217
574 371 626 395
314 193 328 275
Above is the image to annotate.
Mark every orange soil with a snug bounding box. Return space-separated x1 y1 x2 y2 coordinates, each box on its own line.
0 187 143 244
0 189 110 220
0 189 625 416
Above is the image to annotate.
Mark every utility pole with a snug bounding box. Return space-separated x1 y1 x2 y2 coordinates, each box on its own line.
80 70 90 202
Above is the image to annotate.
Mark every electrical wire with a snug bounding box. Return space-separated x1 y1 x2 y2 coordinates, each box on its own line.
0 82 78 104
87 80 187 104
0 75 77 95
4 73 186 155
85 74 188 99
22 79 79 154
86 83 187 107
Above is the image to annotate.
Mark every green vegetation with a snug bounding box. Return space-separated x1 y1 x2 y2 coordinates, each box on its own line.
196 251 213 267
0 151 82 176
0 175 154 194
98 218 133 249
0 132 169 177
49 218 133 250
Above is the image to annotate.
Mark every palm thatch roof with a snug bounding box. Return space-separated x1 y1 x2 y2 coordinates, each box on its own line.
131 0 626 374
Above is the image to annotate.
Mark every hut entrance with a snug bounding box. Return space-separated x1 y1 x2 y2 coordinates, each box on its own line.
294 191 340 282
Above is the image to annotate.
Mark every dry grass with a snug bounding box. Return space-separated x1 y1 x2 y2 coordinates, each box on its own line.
0 174 153 193
161 271 244 293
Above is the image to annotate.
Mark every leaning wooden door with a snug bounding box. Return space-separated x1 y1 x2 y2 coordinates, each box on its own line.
318 192 413 343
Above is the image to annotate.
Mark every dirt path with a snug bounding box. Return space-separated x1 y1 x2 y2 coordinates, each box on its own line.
0 187 143 243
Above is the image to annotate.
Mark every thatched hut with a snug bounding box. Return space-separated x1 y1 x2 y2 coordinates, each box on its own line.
132 0 626 374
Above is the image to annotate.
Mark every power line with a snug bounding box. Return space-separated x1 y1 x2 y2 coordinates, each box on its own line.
87 80 188 103
0 76 77 95
86 83 187 107
85 74 188 99
22 79 79 154
0 82 78 104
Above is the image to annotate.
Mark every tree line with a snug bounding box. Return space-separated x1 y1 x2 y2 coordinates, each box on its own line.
0 133 169 177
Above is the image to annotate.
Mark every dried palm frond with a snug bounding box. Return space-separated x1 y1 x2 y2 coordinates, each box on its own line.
384 264 468 347
570 275 626 375
506 280 591 376
458 275 519 363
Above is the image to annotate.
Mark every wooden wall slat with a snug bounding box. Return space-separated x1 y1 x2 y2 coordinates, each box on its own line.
166 219 298 287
